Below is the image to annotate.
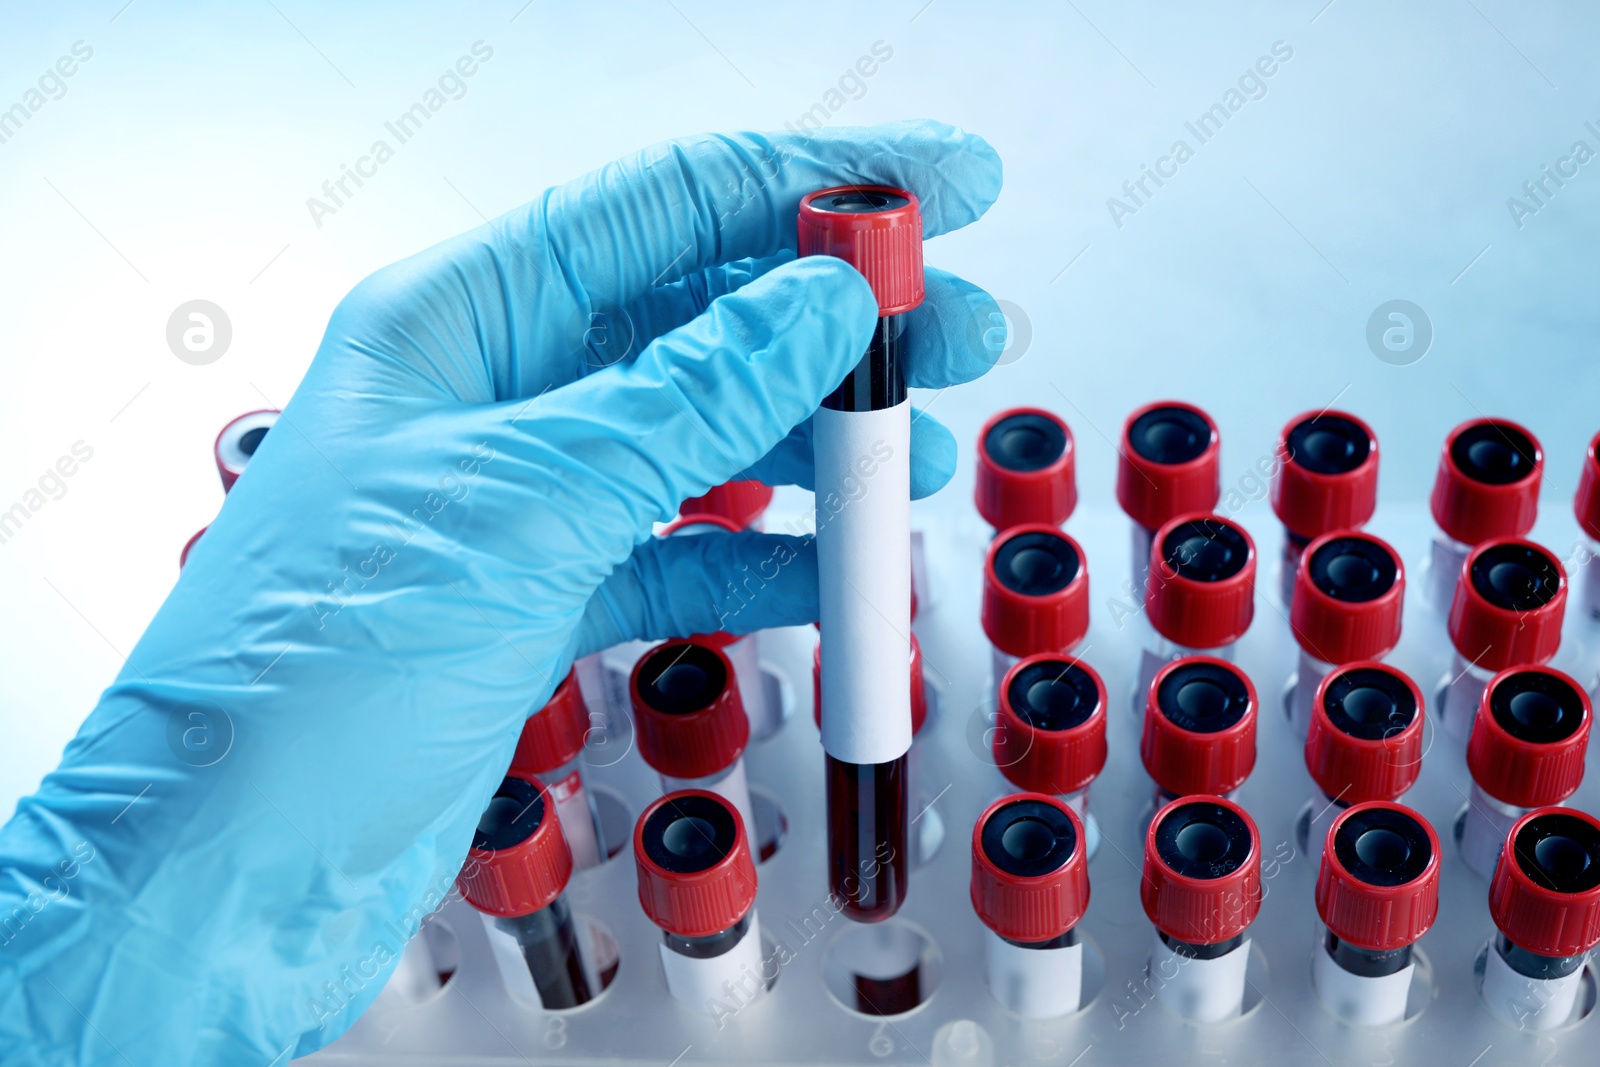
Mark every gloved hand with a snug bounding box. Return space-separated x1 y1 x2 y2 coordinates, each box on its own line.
0 120 1002 1065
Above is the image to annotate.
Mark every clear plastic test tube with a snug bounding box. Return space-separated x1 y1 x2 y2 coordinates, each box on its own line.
800 184 922 922
974 407 1077 534
1312 802 1440 1027
629 638 757 854
510 671 606 869
1460 666 1591 878
981 524 1090 697
214 409 279 492
456 774 594 1010
1116 401 1221 597
1425 418 1543 613
970 793 1091 1018
1303 662 1426 858
1269 410 1379 608
1482 807 1600 1030
1286 531 1405 737
1141 795 1263 1023
1441 537 1567 743
1138 512 1256 708
993 654 1108 859
1140 657 1257 812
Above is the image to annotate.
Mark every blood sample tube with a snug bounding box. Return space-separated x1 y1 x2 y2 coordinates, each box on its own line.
1460 666 1591 878
1312 801 1440 1026
974 407 1077 533
982 524 1091 697
1425 417 1542 613
1286 531 1405 736
630 638 757 853
1303 662 1426 858
1441 537 1567 743
971 794 1091 1018
679 479 774 531
1574 430 1600 624
214 409 279 492
1116 401 1221 596
1482 807 1600 1030
800 185 922 922
456 774 594 1009
634 789 765 1014
179 526 207 570
660 513 780 740
1141 795 1263 1023
1138 512 1256 705
993 654 1108 858
511 671 605 869
1141 657 1257 810
1270 410 1380 608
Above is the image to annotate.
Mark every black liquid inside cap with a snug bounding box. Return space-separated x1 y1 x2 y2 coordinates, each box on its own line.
981 798 1079 877
994 530 1080 597
1306 536 1397 603
473 776 547 852
238 426 269 457
985 413 1067 473
1128 406 1213 466
817 190 911 214
1512 812 1600 894
1156 660 1251 733
1332 805 1432 888
1489 670 1585 745
1287 414 1370 475
1468 542 1561 612
1322 667 1418 741
1154 800 1253 880
637 643 728 716
1160 518 1249 582
1006 659 1101 732
642 793 739 874
1450 422 1538 486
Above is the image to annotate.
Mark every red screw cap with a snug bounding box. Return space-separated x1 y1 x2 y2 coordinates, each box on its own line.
510 671 589 778
1467 666 1591 809
1446 537 1567 672
797 186 924 315
1142 657 1258 798
1146 512 1256 649
1271 410 1380 541
457 775 574 918
994 654 1108 796
1116 401 1221 532
630 639 748 779
982 525 1090 658
1290 531 1405 664
1316 801 1440 952
975 408 1077 530
813 632 928 736
1576 431 1600 542
1142 795 1262 945
678 481 773 531
1305 662 1426 804
214 409 279 492
1430 418 1543 546
1489 807 1600 959
971 793 1090 943
179 526 207 570
635 789 758 938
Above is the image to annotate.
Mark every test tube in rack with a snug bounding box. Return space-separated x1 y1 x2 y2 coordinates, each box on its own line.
993 654 1108 858
1141 656 1257 811
974 407 1077 534
981 524 1091 700
1269 410 1380 608
1138 512 1256 708
510 672 606 869
1116 402 1221 597
1425 418 1542 613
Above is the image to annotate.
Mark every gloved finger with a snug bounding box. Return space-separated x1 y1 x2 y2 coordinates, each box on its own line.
573 531 817 656
609 252 795 369
517 120 1003 312
737 405 957 500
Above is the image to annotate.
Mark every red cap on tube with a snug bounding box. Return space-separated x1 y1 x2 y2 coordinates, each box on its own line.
1446 537 1567 671
179 526 207 570
982 525 1090 658
1142 795 1262 945
797 186 924 315
1467 666 1591 809
975 408 1077 530
971 793 1090 943
1305 662 1426 804
678 481 773 531
1116 401 1221 532
1575 431 1600 542
630 639 748 780
1270 410 1380 541
1489 807 1600 959
994 654 1108 796
1141 656 1257 798
510 672 589 777
1430 418 1543 545
457 775 574 918
214 409 279 492
1316 801 1440 951
814 633 927 736
1289 531 1405 664
1146 512 1256 649
634 789 758 939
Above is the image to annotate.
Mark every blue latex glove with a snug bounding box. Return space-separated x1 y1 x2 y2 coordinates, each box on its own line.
0 120 1002 1065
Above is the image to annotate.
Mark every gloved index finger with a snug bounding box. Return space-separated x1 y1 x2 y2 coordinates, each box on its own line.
526 119 1002 313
